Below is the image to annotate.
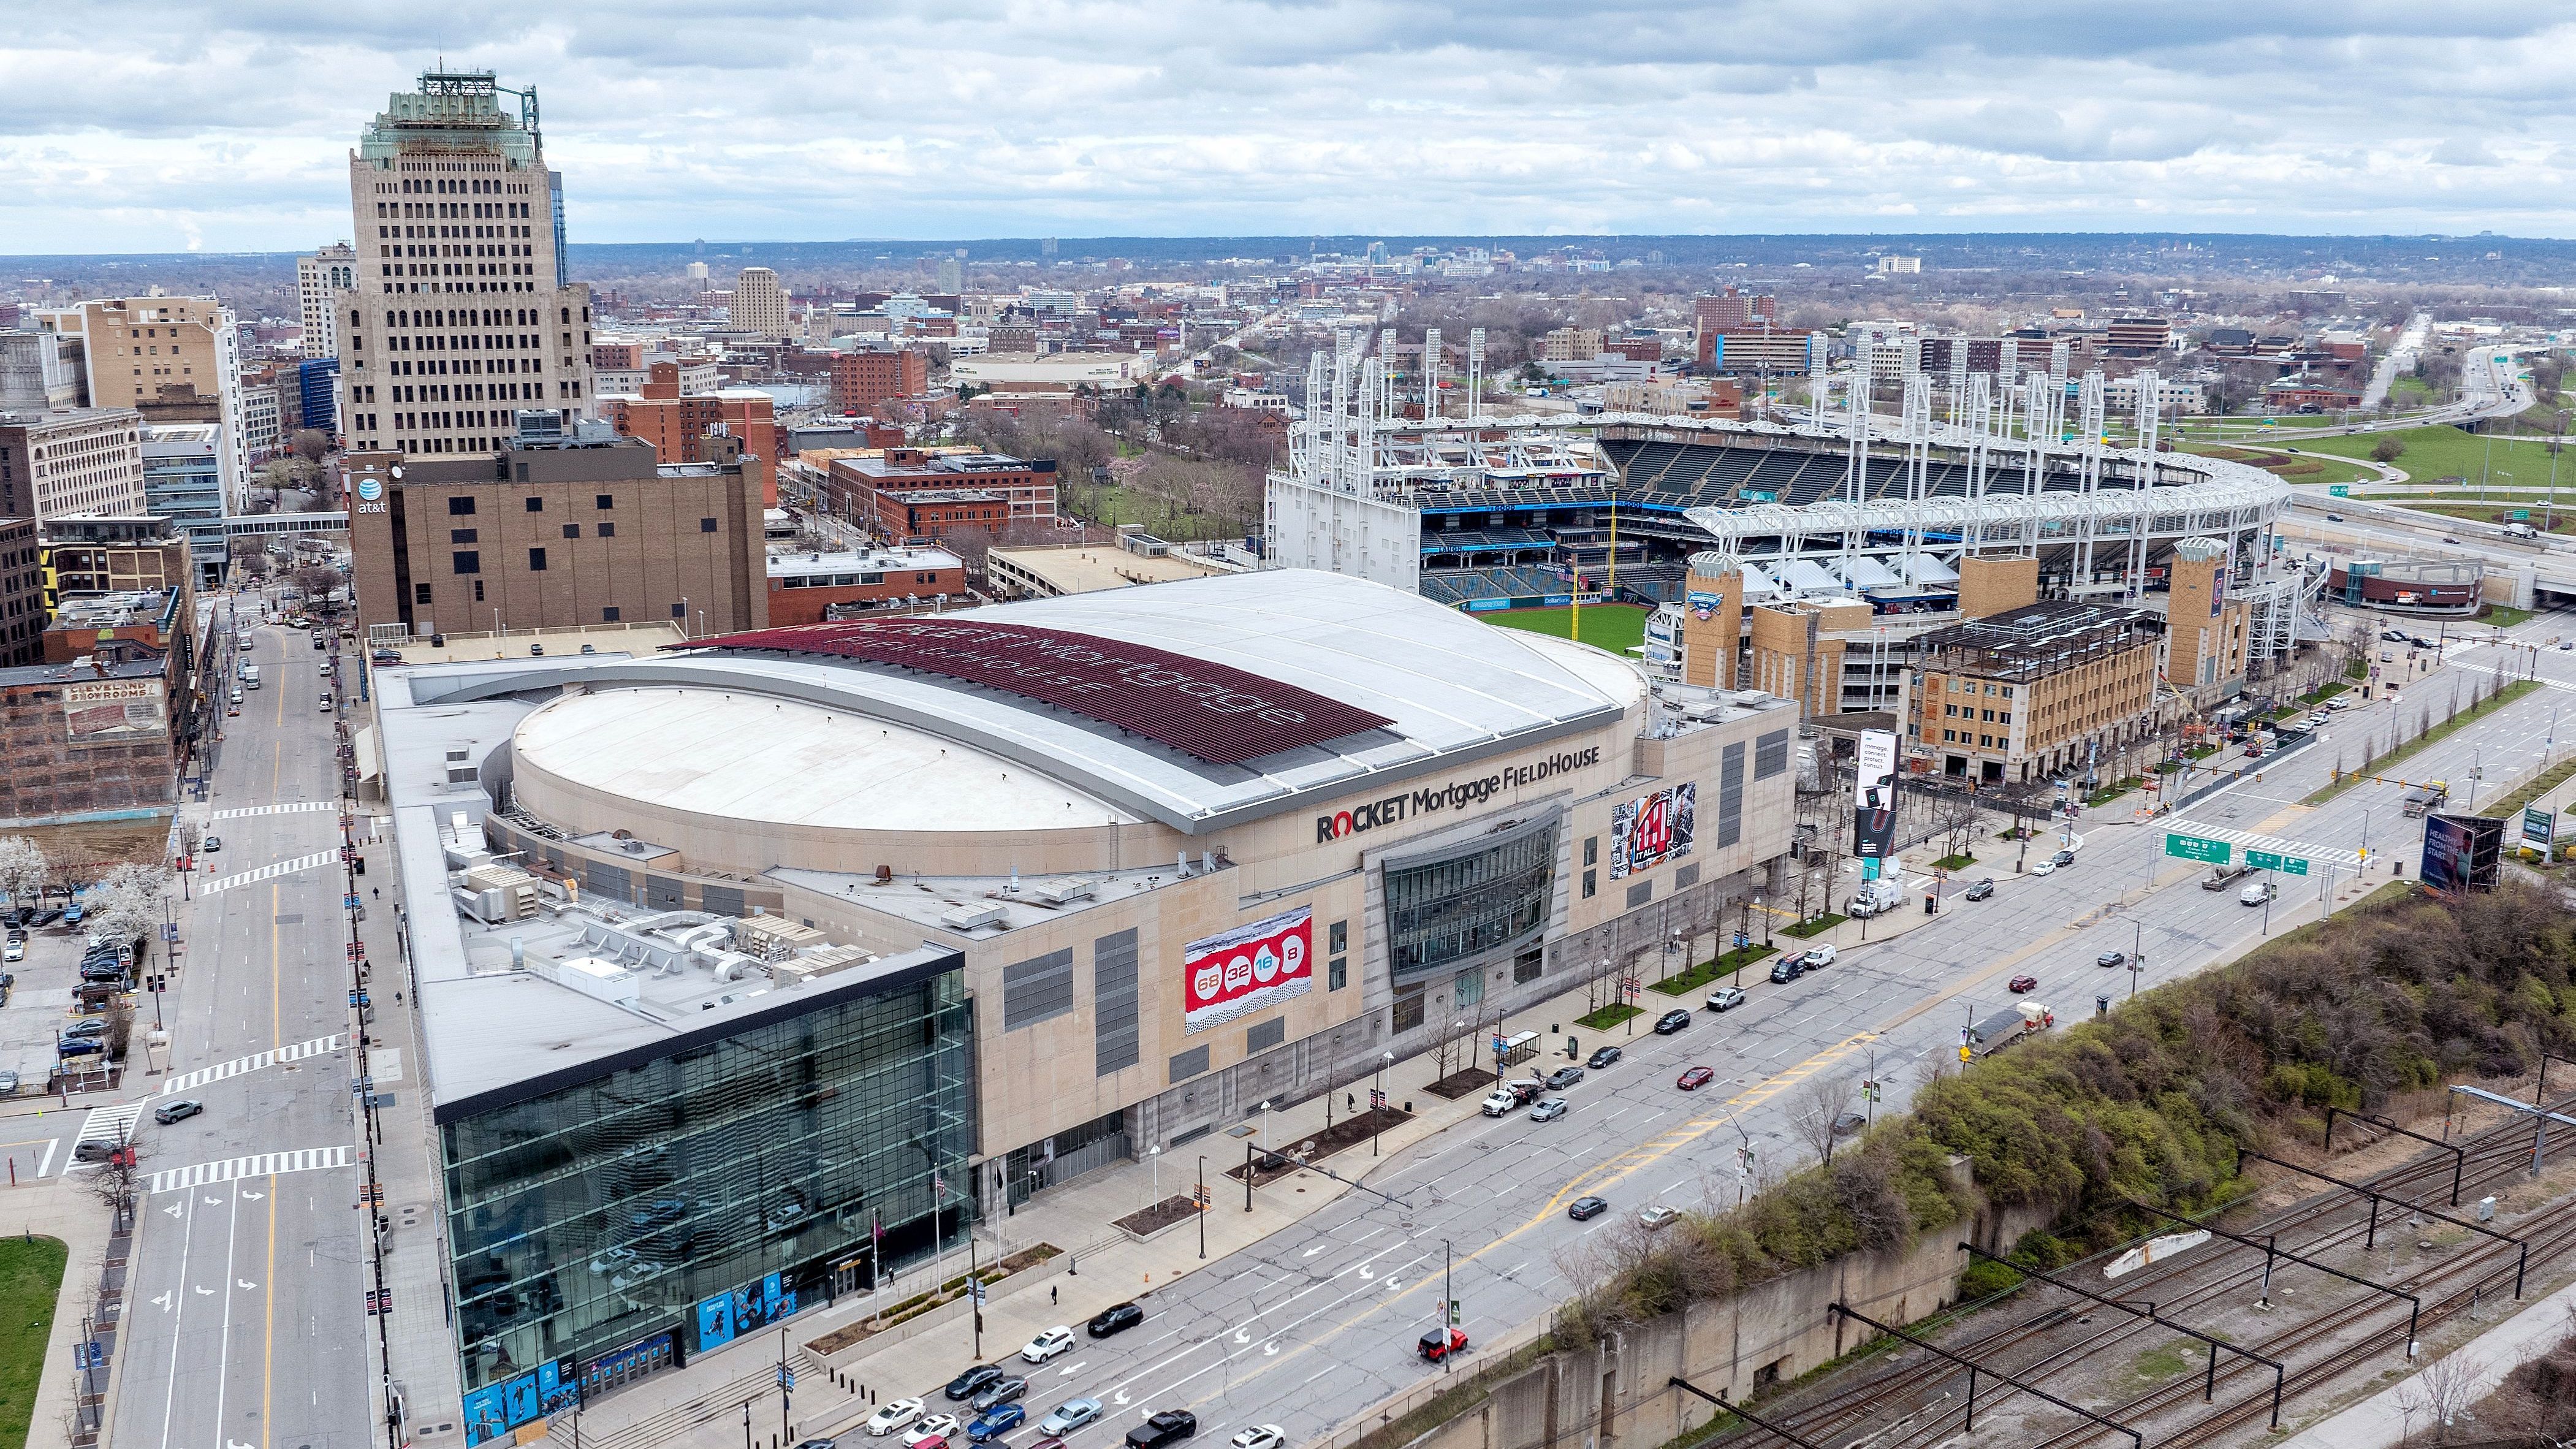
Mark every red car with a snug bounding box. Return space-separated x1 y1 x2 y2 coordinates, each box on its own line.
2008 973 2038 994
1676 1065 1715 1091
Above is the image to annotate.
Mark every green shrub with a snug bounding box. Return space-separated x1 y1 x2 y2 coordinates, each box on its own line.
1956 1258 2022 1298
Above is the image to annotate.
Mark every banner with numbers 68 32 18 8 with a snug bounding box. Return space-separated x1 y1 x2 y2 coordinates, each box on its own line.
1182 905 1313 1035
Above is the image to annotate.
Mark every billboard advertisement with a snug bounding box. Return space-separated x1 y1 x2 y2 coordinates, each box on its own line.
62 677 163 746
1609 783 1697 880
1853 728 1900 861
2422 812 2504 897
1183 905 1312 1035
2525 807 2557 849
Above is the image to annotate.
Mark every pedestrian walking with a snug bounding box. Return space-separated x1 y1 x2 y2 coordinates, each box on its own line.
1051 1285 1058 1306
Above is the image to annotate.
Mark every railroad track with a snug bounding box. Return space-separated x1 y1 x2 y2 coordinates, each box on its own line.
1721 1098 2576 1448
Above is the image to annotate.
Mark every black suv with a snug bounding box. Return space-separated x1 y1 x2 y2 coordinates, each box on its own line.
1126 1412 1198 1449
1769 957 1805 984
1089 1301 1146 1338
1652 1008 1692 1035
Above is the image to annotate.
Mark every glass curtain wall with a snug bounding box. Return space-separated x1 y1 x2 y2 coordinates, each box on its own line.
1383 819 1559 981
443 970 971 1436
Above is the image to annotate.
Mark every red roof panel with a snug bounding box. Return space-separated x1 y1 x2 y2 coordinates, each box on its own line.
669 618 1394 766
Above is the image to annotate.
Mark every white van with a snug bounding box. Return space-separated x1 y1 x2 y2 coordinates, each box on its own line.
241 665 260 690
2505 522 2539 539
2240 880 2276 907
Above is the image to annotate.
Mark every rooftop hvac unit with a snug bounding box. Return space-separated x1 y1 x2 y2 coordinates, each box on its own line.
1030 878 1095 906
940 902 1006 931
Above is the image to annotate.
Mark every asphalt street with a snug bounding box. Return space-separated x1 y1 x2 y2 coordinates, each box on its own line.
795 607 2576 1449
101 606 373 1449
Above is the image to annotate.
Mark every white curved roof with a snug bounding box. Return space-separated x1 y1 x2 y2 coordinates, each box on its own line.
514 686 1143 831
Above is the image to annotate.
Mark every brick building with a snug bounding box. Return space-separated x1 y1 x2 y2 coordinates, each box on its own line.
601 361 780 489
0 655 181 832
822 448 1057 542
346 416 769 639
0 408 147 521
1907 598 2164 784
830 349 930 414
765 544 966 625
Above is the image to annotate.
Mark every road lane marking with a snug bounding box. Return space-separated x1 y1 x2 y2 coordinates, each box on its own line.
147 1146 354 1195
158 1190 196 1449
161 1033 344 1094
201 851 336 896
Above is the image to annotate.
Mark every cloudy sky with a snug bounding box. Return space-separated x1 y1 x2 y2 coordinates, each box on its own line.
2 0 2570 254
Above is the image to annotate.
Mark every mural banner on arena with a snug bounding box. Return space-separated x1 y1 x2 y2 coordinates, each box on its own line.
1183 905 1313 1034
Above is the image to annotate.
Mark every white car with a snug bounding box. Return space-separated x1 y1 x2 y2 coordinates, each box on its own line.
1231 1428 1286 1449
867 1399 925 1436
2240 881 2277 907
906 1415 962 1447
1800 944 1837 970
1022 1326 1075 1363
2031 859 2057 877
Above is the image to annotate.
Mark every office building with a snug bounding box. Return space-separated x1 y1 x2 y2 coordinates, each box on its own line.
36 295 246 503
338 69 598 460
1908 598 2164 783
0 518 40 667
766 543 965 624
344 414 769 639
240 380 281 459
0 408 147 522
829 348 930 414
0 330 82 410
731 267 788 338
298 357 341 436
299 243 360 359
139 424 230 580
819 447 1055 541
600 362 778 484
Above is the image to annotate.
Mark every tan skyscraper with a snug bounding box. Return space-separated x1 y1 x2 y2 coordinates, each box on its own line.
337 69 597 460
297 243 359 359
36 294 245 504
732 266 788 338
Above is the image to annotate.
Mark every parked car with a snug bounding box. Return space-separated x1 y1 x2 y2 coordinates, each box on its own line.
911 1436 950 1449
153 1098 204 1125
944 1367 1007 1403
202 834 222 853
1962 878 1995 901
1638 1204 1682 1231
1543 1065 1585 1090
1089 1302 1146 1338
1768 957 1804 984
971 1376 1029 1413
1416 1329 1468 1364
2097 950 2127 967
1706 986 1746 1012
1653 1008 1692 1035
866 1401 925 1436
61 1019 107 1040
2007 973 2038 994
2051 848 2076 868
1833 1111 1867 1136
1529 1097 1569 1122
968 1404 1027 1442
1479 1087 1521 1118
1229 1428 1285 1449
0 1069 16 1095
1125 1411 1199 1449
1020 1328 1075 1364
909 1417 963 1447
1676 1066 1715 1091
1567 1195 1609 1222
2031 859 2057 877
1586 1046 1622 1069
1801 944 1837 970
1 938 18 964
1038 1400 1104 1436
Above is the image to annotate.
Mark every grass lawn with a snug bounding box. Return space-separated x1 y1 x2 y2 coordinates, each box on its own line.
2490 756 2576 821
1647 943 1776 996
2485 604 2537 628
1484 603 1651 657
1781 912 1845 940
1575 1002 1643 1030
0 1235 67 1449
1932 853 1976 871
2296 423 2567 487
2386 501 2576 535
2179 444 2378 487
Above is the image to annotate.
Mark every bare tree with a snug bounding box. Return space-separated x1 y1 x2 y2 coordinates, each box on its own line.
1789 1073 1858 1167
2396 1347 2485 1444
78 1137 147 1233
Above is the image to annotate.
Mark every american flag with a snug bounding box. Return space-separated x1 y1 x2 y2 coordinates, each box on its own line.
934 1171 948 1198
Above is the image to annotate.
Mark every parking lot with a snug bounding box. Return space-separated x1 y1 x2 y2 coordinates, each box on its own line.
0 905 134 1102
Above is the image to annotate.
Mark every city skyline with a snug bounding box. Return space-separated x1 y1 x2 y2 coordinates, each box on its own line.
5 2 2574 254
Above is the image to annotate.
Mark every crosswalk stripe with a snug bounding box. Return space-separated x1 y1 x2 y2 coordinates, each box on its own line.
162 1033 344 1094
210 801 344 820
202 850 338 896
2166 820 2363 868
147 1144 353 1195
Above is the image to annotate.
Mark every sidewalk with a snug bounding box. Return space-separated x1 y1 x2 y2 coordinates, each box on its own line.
539 924 1780 1449
12 1172 119 1449
2278 1270 2576 1448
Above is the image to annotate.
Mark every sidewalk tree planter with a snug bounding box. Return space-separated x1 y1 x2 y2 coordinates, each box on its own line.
1781 913 1845 940
1931 853 1975 872
807 1244 1062 1355
1647 945 1777 997
1575 1002 1641 1030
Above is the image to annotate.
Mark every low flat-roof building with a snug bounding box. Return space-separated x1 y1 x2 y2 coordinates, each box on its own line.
765 543 965 625
984 533 1251 599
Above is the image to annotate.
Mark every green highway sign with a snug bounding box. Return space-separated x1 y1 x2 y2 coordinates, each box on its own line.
2513 509 2532 521
2329 485 2350 497
2245 848 2311 876
2165 834 2230 864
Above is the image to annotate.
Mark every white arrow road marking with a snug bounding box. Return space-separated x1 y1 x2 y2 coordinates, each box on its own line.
237 1279 257 1290
164 1202 183 1218
203 1196 221 1206
1233 1328 1250 1345
151 1291 170 1311
240 1191 262 1201
1263 1342 1279 1356
1383 1279 1400 1291
194 1285 213 1296
1358 1265 1373 1280
1058 1363 1086 1378
1302 1244 1326 1258
1112 1391 1130 1407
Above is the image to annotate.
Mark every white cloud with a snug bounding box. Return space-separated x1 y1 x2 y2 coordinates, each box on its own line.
2 0 2575 251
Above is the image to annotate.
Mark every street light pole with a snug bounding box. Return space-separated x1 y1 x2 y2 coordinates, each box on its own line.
1373 1051 1391 1157
1196 1155 1207 1260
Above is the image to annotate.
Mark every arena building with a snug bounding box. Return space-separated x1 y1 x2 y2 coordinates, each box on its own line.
377 571 1798 1417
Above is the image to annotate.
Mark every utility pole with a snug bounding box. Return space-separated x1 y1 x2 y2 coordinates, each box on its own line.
1196 1155 1207 1260
966 1223 983 1360
1442 1239 1455 1369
